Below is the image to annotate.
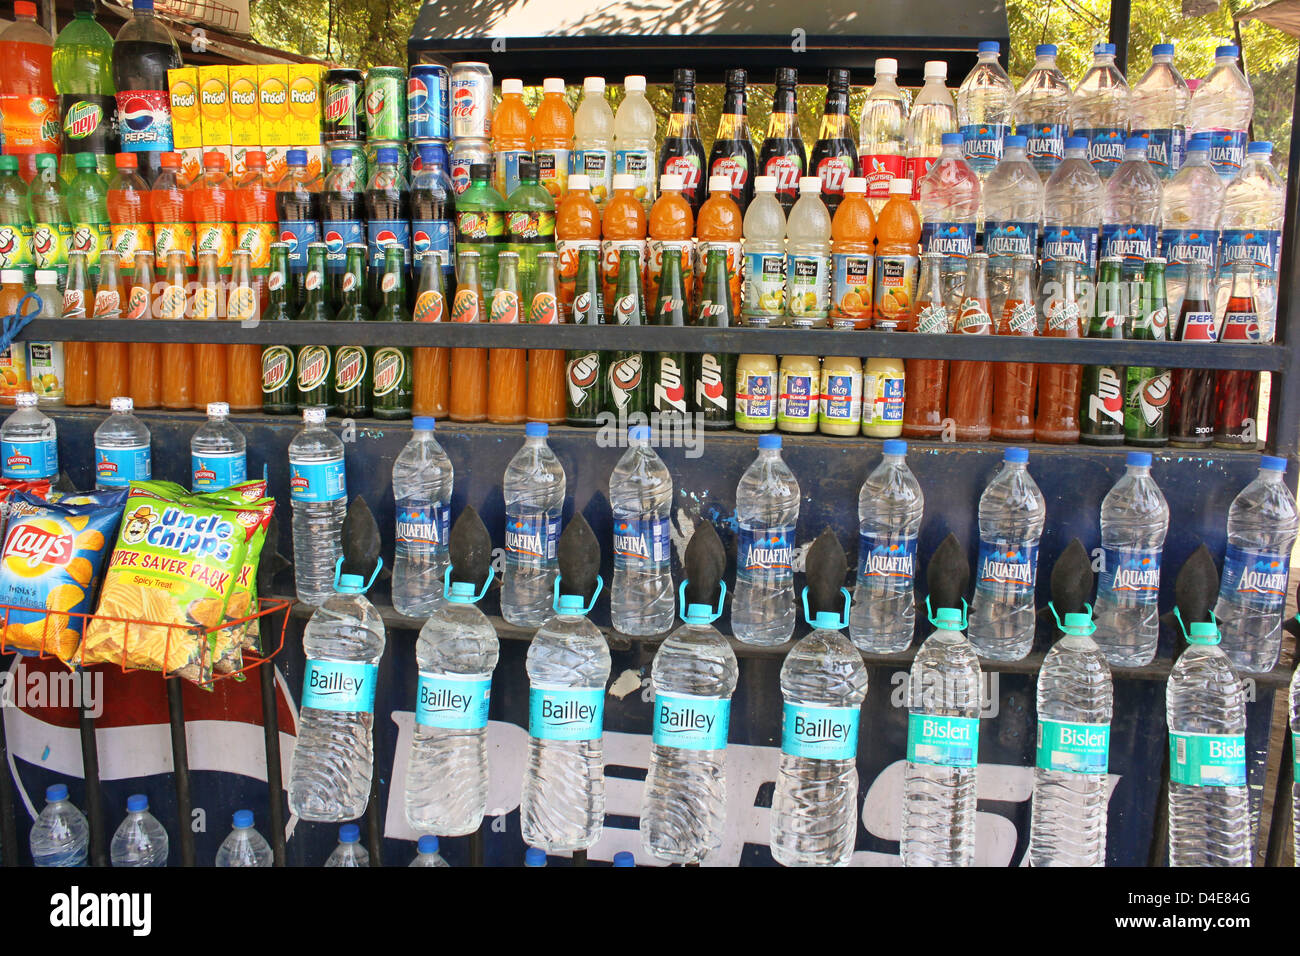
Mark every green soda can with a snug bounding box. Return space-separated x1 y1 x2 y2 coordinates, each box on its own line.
364 67 408 142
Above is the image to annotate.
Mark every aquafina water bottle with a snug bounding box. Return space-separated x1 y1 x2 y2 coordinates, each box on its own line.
501 423 566 627
1101 138 1161 265
214 810 274 867
1160 134 1224 316
610 425 674 635
1188 45 1254 182
1069 43 1130 180
1013 44 1071 179
288 407 347 606
956 41 1014 180
732 434 799 645
1043 136 1103 281
1129 43 1189 179
391 417 454 618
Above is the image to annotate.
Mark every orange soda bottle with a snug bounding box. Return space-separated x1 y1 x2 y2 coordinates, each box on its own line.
449 250 488 422
158 249 193 409
554 173 600 317
412 249 450 418
525 251 565 424
0 271 33 403
532 77 573 200
693 173 742 315
226 248 262 411
871 177 921 330
125 250 161 408
59 251 94 406
107 153 155 282
600 174 646 307
151 152 195 274
91 249 127 406
189 150 235 275
646 172 694 308
487 250 526 424
829 176 876 329
492 78 533 198
233 149 277 303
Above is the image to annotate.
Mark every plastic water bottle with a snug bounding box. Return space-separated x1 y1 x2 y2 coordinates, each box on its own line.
1069 43 1130 180
409 834 451 867
610 425 674 635
917 133 979 264
109 794 168 866
901 606 982 866
191 402 247 493
639 591 738 864
1188 45 1254 182
288 569 386 822
1013 44 1071 180
769 604 868 866
93 396 150 490
1101 138 1161 266
391 417 454 618
1160 135 1224 316
519 588 612 852
858 58 909 213
1129 43 1189 180
967 448 1046 661
1218 142 1285 340
214 810 273 867
849 440 924 654
1291 665 1300 858
29 784 88 867
1166 621 1250 866
1 391 57 480
904 61 957 197
1213 456 1299 675
1042 136 1103 281
288 407 347 606
1029 611 1113 867
1091 453 1170 667
982 134 1044 314
741 175 787 327
956 41 1014 180
404 575 499 836
501 422 566 627
324 824 368 866
731 435 799 645
524 847 548 867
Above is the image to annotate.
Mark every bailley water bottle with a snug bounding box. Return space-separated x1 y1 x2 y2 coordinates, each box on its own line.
1043 136 1102 281
391 417 454 618
501 423 566 627
109 794 168 867
1030 611 1113 867
29 784 88 866
769 593 867 866
214 810 273 867
1166 621 1250 866
288 407 346 606
93 396 150 489
1188 45 1254 182
191 402 247 493
1218 142 1284 340
1213 456 1299 675
849 439 923 654
410 834 450 867
519 584 611 852
1069 43 1130 180
1 391 57 480
917 133 979 265
1129 44 1189 180
1160 135 1224 316
288 563 385 822
404 571 499 836
1092 452 1169 667
901 605 982 866
610 425 675 635
324 824 368 866
639 585 738 864
968 448 1046 661
1101 138 1161 267
732 434 799 645
1013 44 1070 179
956 41 1013 180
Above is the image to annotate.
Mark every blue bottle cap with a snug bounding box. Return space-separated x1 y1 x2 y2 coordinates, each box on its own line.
683 602 714 624
418 142 439 161
1248 141 1273 154
1094 43 1116 55
286 149 308 166
377 147 399 165
339 823 361 843
1187 621 1221 645
133 0 153 9
1064 135 1089 150
525 422 548 438
1126 137 1148 151
1126 451 1152 467
46 783 68 802
934 606 964 630
1062 612 1094 635
811 610 842 630
978 41 1000 54
940 132 963 146
556 593 586 613
127 794 148 813
758 434 781 450
1152 43 1175 56
1004 447 1029 464
1186 134 1211 149
524 847 547 866
1216 45 1240 58
336 573 365 593
1003 134 1027 150
882 439 907 456
1035 44 1058 57
233 810 254 829
1261 455 1287 472
628 424 651 441
412 416 436 431
613 851 635 867
330 148 354 165
445 580 477 603
417 834 439 853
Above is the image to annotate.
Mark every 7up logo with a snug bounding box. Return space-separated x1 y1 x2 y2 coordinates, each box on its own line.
366 88 387 118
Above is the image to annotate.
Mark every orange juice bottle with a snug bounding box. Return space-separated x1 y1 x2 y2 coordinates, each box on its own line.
493 78 533 198
533 77 573 201
555 173 600 317
693 174 742 315
600 174 646 307
0 271 33 403
871 177 921 330
646 172 694 308
829 176 876 330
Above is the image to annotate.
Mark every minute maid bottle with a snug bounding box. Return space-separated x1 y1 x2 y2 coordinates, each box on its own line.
639 522 738 864
519 513 612 852
769 528 868 866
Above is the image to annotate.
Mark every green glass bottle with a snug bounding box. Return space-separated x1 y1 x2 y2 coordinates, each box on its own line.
693 246 737 429
565 243 606 426
454 162 506 299
372 245 413 419
505 158 556 303
295 242 335 413
1079 255 1125 445
0 156 34 283
649 246 689 422
65 152 109 277
262 242 297 413
1124 256 1170 447
334 242 372 418
606 247 647 418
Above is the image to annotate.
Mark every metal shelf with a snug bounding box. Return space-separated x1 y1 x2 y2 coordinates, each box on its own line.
14 319 1287 370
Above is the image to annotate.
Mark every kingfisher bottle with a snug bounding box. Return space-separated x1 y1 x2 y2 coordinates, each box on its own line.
372 245 413 419
333 243 371 418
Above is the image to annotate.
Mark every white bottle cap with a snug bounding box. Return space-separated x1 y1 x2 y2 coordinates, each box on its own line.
843 176 867 194
208 401 229 417
708 174 733 193
542 77 565 94
624 75 646 93
303 407 326 424
34 270 57 285
659 173 684 191
612 173 635 191
583 76 605 93
799 176 822 193
889 178 912 194
568 174 591 191
0 269 23 284
924 61 948 80
875 58 898 75
753 175 778 192
110 396 134 413
15 392 36 407
502 79 524 95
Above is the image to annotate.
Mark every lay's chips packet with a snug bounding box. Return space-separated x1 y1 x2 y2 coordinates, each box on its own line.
0 489 125 660
0 478 52 539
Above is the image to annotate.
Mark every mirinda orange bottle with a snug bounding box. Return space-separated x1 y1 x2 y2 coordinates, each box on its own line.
449 250 488 422
554 173 600 318
646 172 694 308
871 177 921 331
693 174 742 315
600 174 646 307
533 78 573 201
829 176 876 330
493 78 533 198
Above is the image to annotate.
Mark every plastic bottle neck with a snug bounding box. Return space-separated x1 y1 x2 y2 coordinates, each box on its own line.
1035 54 1057 68
1126 464 1150 478
1124 148 1146 162
1002 147 1028 163
1063 148 1087 160
1257 468 1283 483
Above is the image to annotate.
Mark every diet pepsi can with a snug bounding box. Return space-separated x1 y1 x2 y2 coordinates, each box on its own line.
450 136 492 195
450 62 493 139
408 64 450 141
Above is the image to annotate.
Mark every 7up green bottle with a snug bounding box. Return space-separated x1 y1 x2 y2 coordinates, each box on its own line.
607 247 647 418
1080 256 1125 445
0 156 34 283
334 243 371 417
28 154 71 288
295 242 335 413
649 245 688 422
372 245 413 419
565 244 606 426
694 246 736 429
1123 257 1170 447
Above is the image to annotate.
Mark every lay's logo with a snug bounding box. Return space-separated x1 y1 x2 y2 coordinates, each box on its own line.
5 524 73 569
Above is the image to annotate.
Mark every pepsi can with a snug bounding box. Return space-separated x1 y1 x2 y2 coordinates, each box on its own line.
408 64 450 140
450 137 492 195
450 62 493 139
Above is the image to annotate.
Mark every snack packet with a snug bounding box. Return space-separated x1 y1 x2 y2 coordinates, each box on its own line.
0 489 125 660
0 478 52 539
195 480 274 675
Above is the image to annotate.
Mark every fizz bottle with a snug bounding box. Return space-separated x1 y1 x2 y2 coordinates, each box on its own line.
658 69 706 214
811 69 858 215
707 69 755 212
758 68 806 212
